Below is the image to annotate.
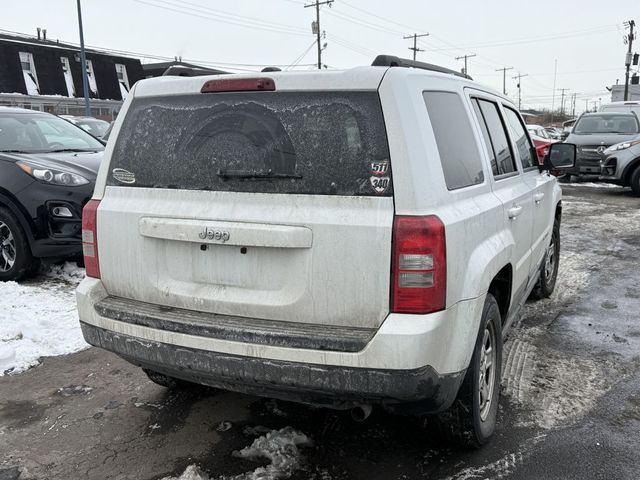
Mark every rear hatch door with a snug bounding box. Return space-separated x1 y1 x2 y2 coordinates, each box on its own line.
97 84 394 329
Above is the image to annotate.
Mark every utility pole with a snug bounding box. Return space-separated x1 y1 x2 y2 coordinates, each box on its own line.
512 72 528 110
623 20 635 101
305 0 333 69
76 0 91 116
495 66 513 95
585 99 589 113
455 53 476 76
551 59 558 124
403 33 429 61
558 88 569 117
571 93 577 116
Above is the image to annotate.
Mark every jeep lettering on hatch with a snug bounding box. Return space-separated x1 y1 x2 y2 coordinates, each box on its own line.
198 227 230 242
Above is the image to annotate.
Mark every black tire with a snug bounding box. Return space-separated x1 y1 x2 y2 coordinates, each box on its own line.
530 221 560 300
143 368 193 389
557 173 572 183
630 166 640 196
0 207 37 282
437 294 503 448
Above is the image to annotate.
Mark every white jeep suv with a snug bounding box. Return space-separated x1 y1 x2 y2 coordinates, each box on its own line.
76 56 574 447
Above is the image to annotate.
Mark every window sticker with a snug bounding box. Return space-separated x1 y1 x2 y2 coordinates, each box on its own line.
370 160 389 176
370 175 390 194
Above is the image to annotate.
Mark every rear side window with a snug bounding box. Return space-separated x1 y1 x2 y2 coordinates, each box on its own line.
473 99 517 176
503 107 535 169
422 91 484 190
471 100 499 176
109 91 392 196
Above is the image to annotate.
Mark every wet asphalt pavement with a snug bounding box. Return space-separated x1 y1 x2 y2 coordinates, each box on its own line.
1 184 639 480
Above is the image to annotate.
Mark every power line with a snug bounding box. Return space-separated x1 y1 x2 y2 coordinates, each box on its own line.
133 0 309 37
286 39 318 69
421 24 621 52
403 33 429 61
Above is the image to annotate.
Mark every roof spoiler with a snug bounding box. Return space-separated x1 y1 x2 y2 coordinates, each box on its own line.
372 55 472 80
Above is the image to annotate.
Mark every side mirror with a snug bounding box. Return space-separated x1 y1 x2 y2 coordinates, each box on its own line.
560 131 570 141
544 142 576 171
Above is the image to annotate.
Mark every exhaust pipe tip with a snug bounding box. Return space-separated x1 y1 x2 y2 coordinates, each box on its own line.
350 404 372 422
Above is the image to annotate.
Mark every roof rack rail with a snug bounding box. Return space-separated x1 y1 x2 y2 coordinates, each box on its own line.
372 55 472 80
162 66 226 77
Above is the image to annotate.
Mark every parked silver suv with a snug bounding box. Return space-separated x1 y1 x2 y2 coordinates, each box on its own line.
600 134 640 195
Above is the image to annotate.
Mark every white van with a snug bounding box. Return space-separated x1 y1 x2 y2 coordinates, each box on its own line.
599 101 640 119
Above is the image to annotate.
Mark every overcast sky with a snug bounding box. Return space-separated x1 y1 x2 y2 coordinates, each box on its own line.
3 0 638 112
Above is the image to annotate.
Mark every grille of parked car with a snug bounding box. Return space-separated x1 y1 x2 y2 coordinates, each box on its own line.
578 146 606 159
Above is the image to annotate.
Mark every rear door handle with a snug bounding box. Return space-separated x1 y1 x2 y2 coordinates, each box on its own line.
508 205 523 219
534 192 545 204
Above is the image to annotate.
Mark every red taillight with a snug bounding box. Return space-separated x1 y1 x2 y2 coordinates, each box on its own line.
82 199 101 278
391 215 446 314
201 77 275 93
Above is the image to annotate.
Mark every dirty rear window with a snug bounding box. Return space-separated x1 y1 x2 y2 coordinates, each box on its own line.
108 91 392 196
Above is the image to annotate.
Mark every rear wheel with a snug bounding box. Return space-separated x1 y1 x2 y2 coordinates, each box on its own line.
437 294 503 448
530 221 560 300
0 207 37 282
630 166 640 196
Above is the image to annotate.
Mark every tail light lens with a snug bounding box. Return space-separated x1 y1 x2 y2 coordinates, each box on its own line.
391 215 446 314
82 199 101 278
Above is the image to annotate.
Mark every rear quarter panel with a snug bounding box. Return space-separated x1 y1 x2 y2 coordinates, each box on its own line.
379 70 515 307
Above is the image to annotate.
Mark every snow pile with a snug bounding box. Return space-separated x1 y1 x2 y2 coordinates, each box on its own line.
44 262 87 283
562 182 621 189
164 427 311 480
0 262 88 375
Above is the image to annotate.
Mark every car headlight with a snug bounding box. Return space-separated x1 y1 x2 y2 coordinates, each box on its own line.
609 139 640 152
16 161 89 186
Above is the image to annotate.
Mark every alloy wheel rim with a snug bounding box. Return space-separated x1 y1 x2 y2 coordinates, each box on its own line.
478 321 496 422
0 221 16 272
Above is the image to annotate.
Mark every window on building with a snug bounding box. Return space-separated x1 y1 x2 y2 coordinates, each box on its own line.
115 63 130 99
422 91 485 190
85 59 98 96
19 52 40 95
60 57 75 97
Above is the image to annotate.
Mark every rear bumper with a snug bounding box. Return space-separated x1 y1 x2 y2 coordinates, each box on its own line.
76 278 485 412
81 321 464 413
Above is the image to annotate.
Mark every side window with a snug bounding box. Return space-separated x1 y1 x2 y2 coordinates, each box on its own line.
503 107 536 169
471 99 499 176
423 91 484 190
475 99 517 176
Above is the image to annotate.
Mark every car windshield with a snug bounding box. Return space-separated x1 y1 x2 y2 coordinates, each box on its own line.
75 119 110 138
0 112 105 153
573 115 640 134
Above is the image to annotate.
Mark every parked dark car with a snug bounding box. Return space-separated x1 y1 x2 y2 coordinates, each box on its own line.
0 107 104 280
562 112 640 180
60 116 111 140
